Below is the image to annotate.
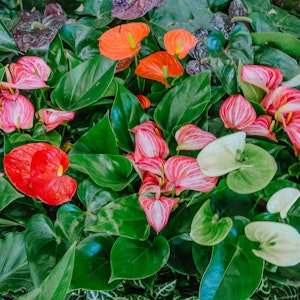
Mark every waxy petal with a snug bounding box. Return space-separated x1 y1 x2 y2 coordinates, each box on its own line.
135 51 184 88
99 22 150 60
3 143 53 197
139 195 179 233
267 187 300 218
282 111 300 156
136 157 165 179
241 65 283 92
164 155 218 195
131 120 161 135
136 94 151 110
175 124 216 151
139 172 161 199
164 29 198 59
220 94 256 130
134 129 169 162
243 115 277 142
245 221 300 267
36 108 75 131
1 95 34 133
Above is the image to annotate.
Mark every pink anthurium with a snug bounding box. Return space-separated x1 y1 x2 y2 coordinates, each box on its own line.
139 172 161 199
243 115 277 142
139 195 179 233
164 155 218 195
36 108 75 131
260 86 300 116
134 128 169 162
4 142 77 205
175 124 216 151
136 157 165 179
1 95 34 133
131 120 161 136
241 65 283 93
219 94 256 130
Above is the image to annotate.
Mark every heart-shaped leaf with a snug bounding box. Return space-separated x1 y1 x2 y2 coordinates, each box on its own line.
0 177 24 211
190 200 233 246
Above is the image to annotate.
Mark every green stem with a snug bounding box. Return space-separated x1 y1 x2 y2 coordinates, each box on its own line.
250 195 263 216
134 53 142 94
231 16 253 23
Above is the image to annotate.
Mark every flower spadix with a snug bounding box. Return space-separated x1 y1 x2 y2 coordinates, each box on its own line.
245 221 300 267
197 131 246 177
267 187 300 218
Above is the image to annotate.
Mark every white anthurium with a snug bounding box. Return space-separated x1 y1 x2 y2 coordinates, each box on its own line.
245 221 300 267
267 187 300 218
197 131 247 177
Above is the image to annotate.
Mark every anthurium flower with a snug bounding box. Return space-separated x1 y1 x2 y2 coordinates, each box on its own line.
240 65 283 93
164 29 198 59
135 51 184 88
4 142 77 205
267 187 300 218
139 172 162 199
243 115 277 142
36 108 75 131
136 94 151 110
175 124 216 151
282 111 300 156
98 22 150 60
131 120 161 136
245 221 300 267
164 156 218 195
139 195 179 233
219 94 256 130
1 95 34 133
260 86 300 116
136 157 165 179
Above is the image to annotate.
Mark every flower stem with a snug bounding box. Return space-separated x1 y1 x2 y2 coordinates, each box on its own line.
134 53 142 94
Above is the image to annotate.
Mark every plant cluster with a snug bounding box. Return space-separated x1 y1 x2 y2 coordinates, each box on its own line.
0 0 300 299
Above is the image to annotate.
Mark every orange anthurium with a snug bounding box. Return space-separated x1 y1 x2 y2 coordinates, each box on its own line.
136 94 151 109
98 22 150 60
164 29 198 59
135 51 184 88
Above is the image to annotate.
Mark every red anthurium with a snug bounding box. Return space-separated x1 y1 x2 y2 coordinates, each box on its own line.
135 51 184 88
164 29 198 59
241 65 283 93
99 22 150 60
36 108 75 131
175 124 216 151
134 128 169 162
260 86 300 116
139 195 179 233
164 156 218 195
1 95 34 133
4 142 77 205
220 94 256 130
243 115 277 142
282 112 300 156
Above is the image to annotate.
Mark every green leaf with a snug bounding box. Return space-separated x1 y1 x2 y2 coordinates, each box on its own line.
71 234 121 291
207 24 253 95
0 232 33 294
56 204 85 242
227 143 277 194
70 113 119 155
51 55 116 111
190 200 233 246
0 19 20 53
154 71 211 134
199 223 264 299
111 84 149 152
148 0 213 47
70 153 132 191
86 194 150 240
0 177 24 211
25 214 63 287
110 236 170 280
0 217 23 229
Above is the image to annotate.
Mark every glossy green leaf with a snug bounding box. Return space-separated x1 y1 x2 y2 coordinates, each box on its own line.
25 214 64 287
110 236 170 280
51 55 116 110
71 234 121 290
70 153 132 191
0 217 23 229
56 204 85 242
207 24 253 95
0 232 33 294
227 143 277 194
0 19 20 53
70 113 119 155
111 84 149 152
154 71 211 134
190 200 233 246
0 177 24 211
86 194 150 240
